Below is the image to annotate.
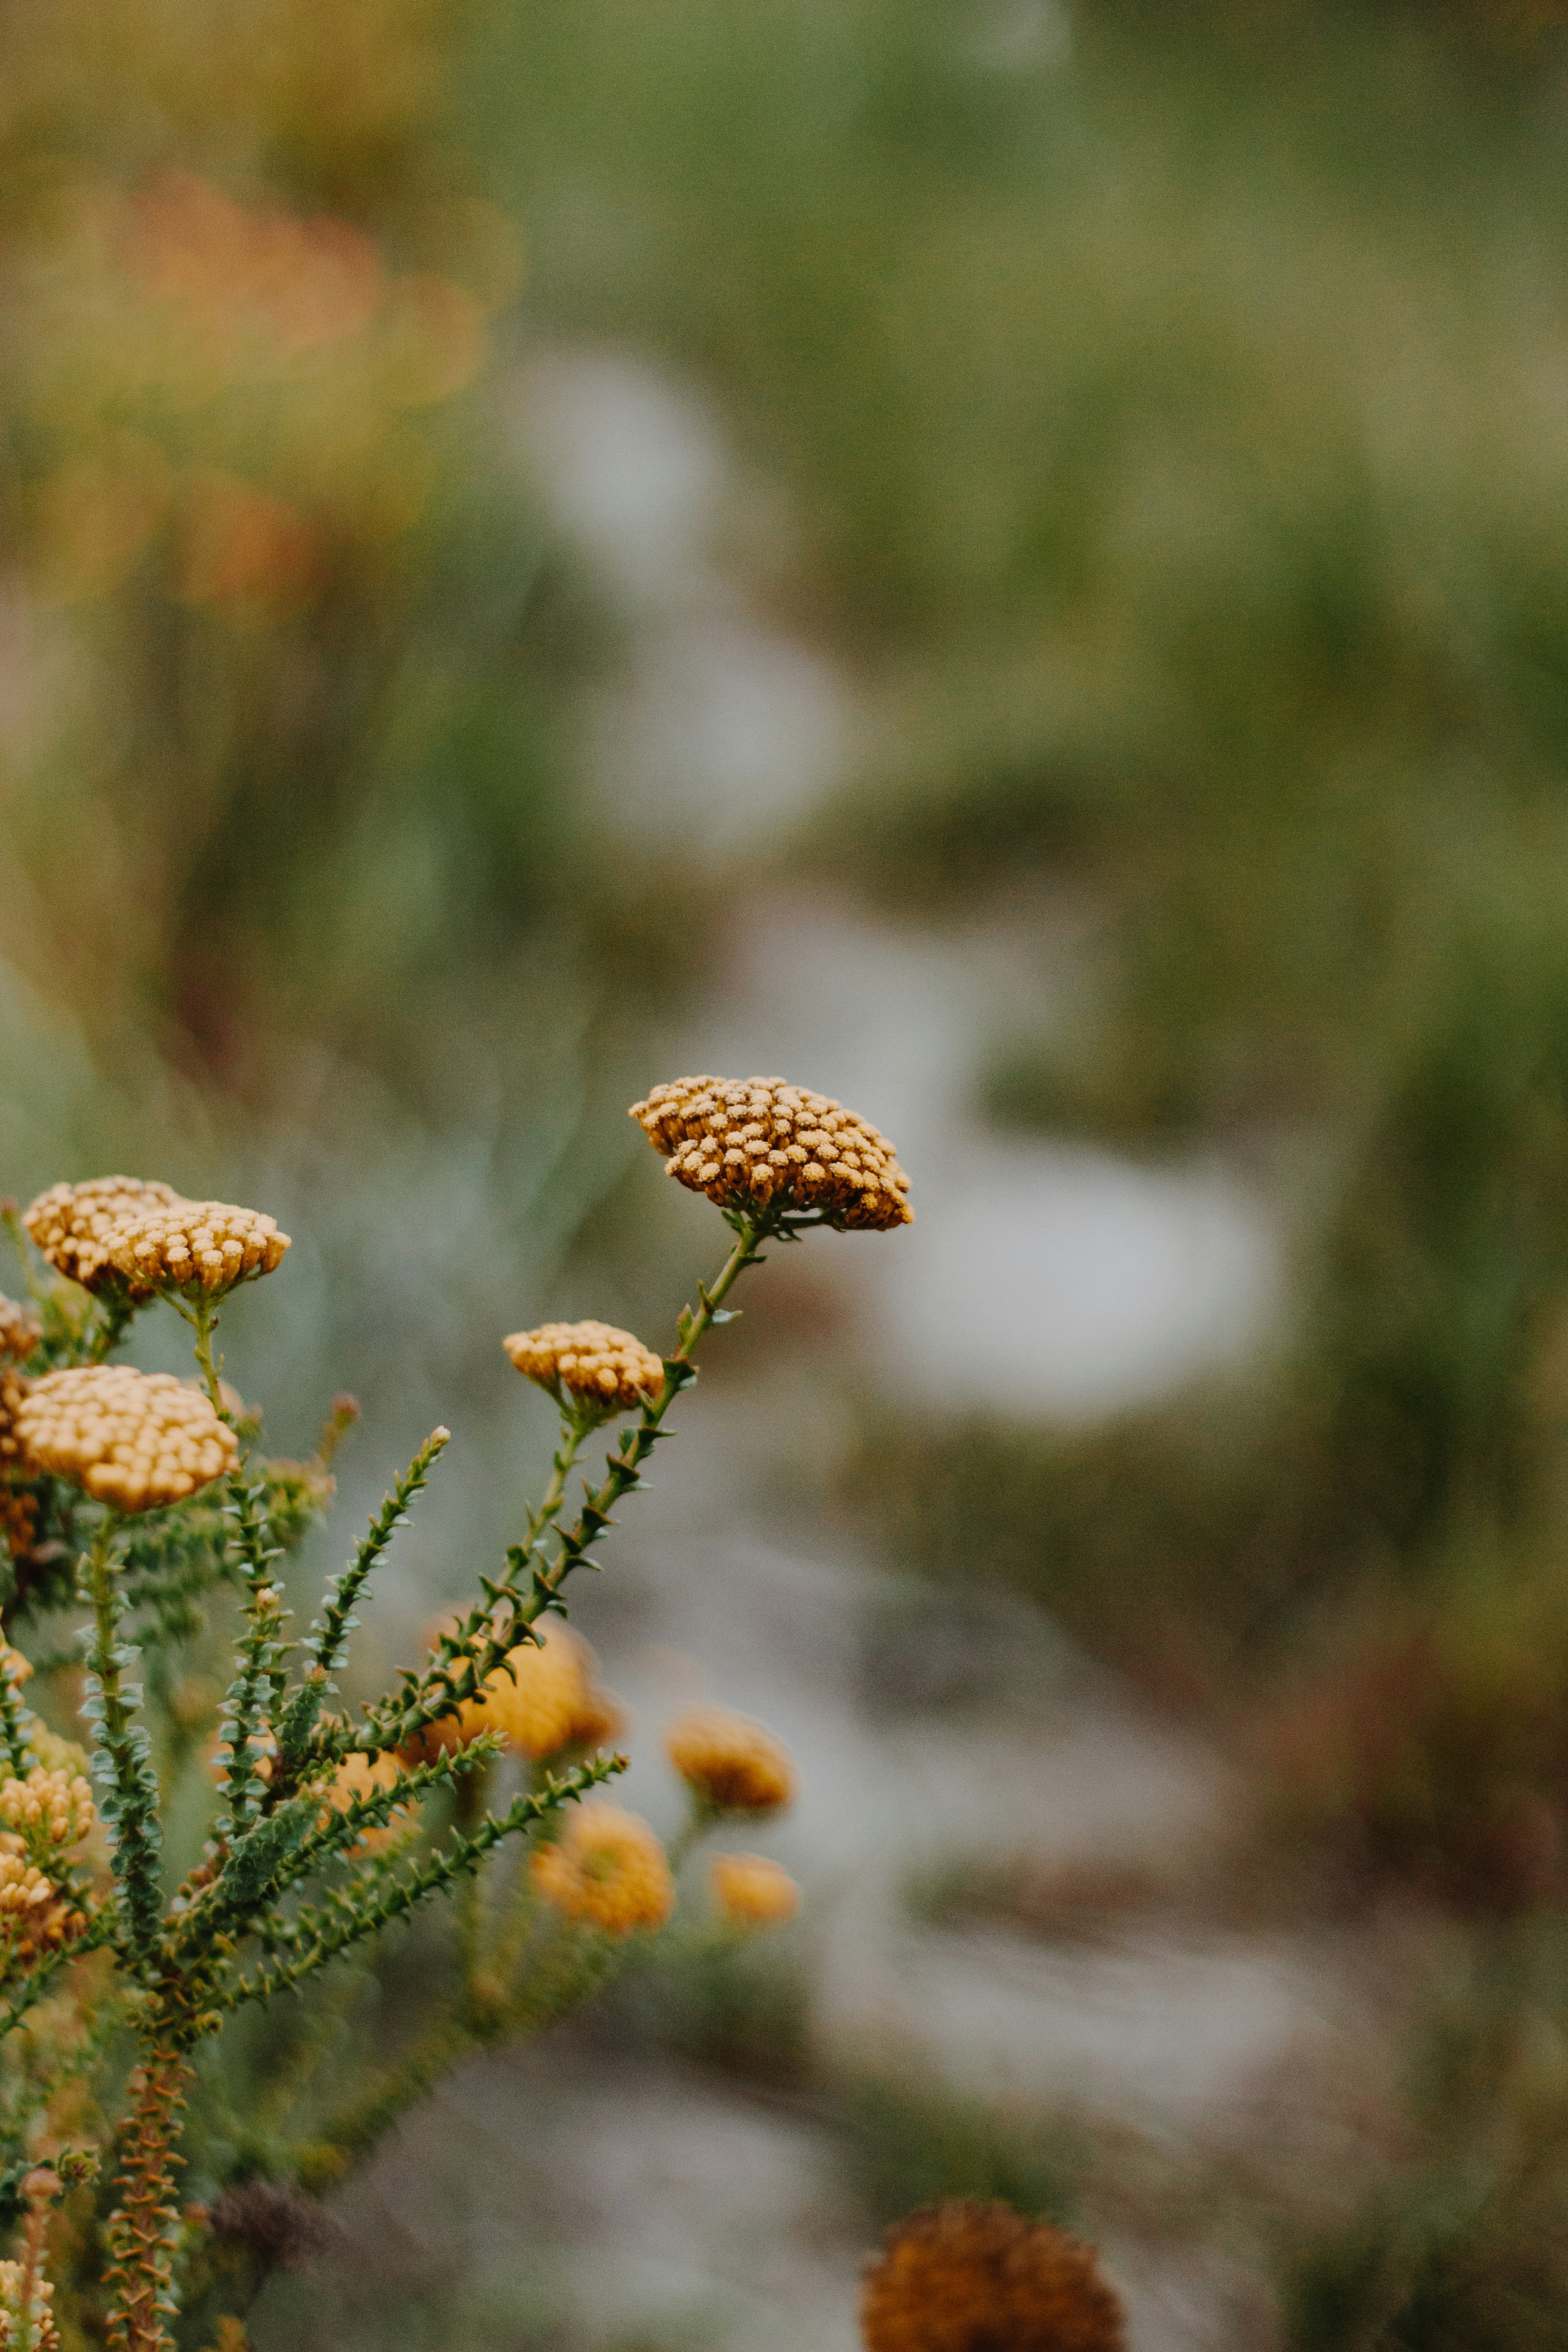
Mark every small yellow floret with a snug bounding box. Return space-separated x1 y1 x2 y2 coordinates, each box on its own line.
710 1852 799 1929
504 1320 663 1416
531 1803 674 1934
23 1177 185 1298
109 1199 289 1295
629 1075 913 1231
0 1298 39 1366
666 1706 794 1814
0 1768 94 1851
15 1366 239 1513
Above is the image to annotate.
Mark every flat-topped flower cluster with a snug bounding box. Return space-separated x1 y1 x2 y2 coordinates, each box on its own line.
0 1073 909 2352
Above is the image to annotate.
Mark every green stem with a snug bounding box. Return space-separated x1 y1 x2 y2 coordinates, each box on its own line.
184 1296 226 1420
514 1213 770 1623
365 1211 779 1756
79 1518 163 1958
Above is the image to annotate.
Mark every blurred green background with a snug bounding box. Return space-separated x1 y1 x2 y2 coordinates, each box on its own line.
13 0 1568 2344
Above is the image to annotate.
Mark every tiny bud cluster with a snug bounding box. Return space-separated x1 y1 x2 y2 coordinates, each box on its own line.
0 1371 36 1561
109 1200 289 1295
630 1075 912 1230
666 1706 794 1814
0 1848 82 1961
23 1177 184 1298
710 1852 799 1928
531 1803 674 1933
0 2258 59 2351
0 1768 95 1851
504 1320 663 1414
16 1366 239 1513
0 1298 40 1365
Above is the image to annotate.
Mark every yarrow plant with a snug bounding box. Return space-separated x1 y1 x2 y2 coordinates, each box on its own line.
0 1078 911 2349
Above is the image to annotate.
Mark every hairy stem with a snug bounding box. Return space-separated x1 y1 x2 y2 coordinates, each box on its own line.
102 2044 192 2352
79 1519 163 1957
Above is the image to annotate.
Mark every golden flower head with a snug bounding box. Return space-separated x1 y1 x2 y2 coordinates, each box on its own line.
0 1768 95 1853
0 1366 28 1469
23 1177 186 1298
15 1366 239 1513
0 1298 40 1366
531 1803 674 1934
0 1848 84 1963
666 1706 795 1815
109 1199 290 1296
319 1750 409 1857
630 1076 912 1231
504 1320 664 1420
710 1852 800 1930
860 2203 1125 2352
403 1622 623 1766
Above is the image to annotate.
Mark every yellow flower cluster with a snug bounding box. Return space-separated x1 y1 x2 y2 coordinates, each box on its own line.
15 1367 239 1513
503 1321 664 1416
0 1298 40 1364
0 1373 36 1561
320 1751 409 1857
0 1367 27 1472
109 1200 290 1295
0 2258 59 2351
0 1849 83 1963
629 1076 913 1231
710 1852 799 1929
859 2202 1125 2352
23 1177 184 1297
666 1707 795 1814
0 1768 95 1852
405 1623 622 1766
531 1804 674 1934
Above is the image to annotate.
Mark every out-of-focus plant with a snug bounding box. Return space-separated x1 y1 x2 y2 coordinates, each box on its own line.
0 1073 908 2348
858 2199 1126 2352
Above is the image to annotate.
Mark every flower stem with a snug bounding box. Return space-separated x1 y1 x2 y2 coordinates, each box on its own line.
184 1296 226 1419
79 1518 163 1955
102 2042 192 2352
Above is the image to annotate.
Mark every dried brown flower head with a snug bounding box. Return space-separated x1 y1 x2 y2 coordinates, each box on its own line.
630 1076 912 1230
504 1320 664 1417
859 2203 1125 2352
666 1706 794 1814
710 1852 800 1928
403 1622 623 1766
0 1768 95 1852
109 1199 290 1296
16 1366 239 1513
0 1298 40 1365
23 1177 185 1298
531 1803 674 1934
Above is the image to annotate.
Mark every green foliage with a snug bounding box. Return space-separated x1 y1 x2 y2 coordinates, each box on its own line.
0 1169 831 2347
